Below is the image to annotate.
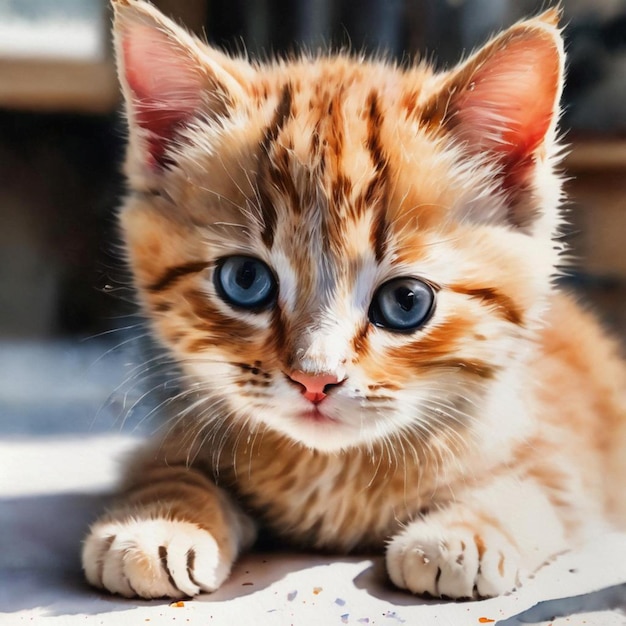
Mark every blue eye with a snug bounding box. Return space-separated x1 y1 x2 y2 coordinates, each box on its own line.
369 277 435 332
214 256 276 310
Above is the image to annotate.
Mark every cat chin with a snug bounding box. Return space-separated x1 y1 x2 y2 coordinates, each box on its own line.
276 422 353 452
259 413 369 453
253 408 398 454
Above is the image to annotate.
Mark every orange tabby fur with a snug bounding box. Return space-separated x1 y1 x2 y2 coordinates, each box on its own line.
82 0 626 600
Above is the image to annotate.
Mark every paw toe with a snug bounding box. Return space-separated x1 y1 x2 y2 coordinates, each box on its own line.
387 521 520 599
82 518 229 599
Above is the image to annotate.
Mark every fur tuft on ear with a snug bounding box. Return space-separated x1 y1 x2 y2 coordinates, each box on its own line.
421 11 564 225
112 0 252 179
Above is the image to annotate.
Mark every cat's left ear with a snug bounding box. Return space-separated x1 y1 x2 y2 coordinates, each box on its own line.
112 0 254 181
422 10 564 226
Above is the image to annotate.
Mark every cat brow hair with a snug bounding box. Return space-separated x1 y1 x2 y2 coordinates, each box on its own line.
148 261 211 293
450 285 524 326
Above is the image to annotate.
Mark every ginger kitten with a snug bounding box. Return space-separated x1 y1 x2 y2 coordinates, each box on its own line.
82 0 626 600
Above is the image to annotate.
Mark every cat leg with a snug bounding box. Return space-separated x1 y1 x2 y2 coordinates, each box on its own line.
82 467 255 599
386 477 570 599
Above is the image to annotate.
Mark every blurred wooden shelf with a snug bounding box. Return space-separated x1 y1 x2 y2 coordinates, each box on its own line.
565 138 626 172
0 56 118 114
565 139 626 280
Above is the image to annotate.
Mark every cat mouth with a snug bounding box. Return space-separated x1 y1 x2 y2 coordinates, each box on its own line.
299 406 335 424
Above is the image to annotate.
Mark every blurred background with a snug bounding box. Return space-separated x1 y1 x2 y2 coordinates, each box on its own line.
0 0 624 437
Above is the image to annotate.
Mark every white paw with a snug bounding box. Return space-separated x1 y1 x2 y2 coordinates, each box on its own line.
82 518 231 599
386 517 521 599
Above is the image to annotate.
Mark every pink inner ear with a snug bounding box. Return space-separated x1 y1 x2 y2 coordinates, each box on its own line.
121 24 205 168
453 31 560 173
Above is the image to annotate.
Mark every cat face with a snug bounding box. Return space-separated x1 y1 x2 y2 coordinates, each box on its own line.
114 1 564 451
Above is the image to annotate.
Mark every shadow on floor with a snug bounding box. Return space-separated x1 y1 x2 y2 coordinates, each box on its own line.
497 583 626 625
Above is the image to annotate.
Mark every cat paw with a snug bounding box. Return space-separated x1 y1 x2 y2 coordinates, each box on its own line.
386 517 521 599
82 518 231 599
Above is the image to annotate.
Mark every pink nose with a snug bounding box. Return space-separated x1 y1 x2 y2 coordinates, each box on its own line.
289 371 342 404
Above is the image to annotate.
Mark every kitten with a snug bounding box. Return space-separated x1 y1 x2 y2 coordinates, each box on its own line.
82 0 626 600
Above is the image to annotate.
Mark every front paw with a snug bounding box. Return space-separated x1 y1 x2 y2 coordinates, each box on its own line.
386 517 521 599
82 518 231 599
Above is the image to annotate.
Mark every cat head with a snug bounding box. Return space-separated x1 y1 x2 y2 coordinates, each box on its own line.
112 0 565 452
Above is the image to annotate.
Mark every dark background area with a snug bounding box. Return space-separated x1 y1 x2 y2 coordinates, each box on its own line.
0 0 624 340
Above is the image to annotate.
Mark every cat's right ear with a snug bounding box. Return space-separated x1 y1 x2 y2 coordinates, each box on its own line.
112 0 253 180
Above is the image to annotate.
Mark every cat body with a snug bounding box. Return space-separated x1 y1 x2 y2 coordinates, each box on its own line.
82 0 626 600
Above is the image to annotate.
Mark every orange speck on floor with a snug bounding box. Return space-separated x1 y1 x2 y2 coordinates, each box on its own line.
478 619 495 624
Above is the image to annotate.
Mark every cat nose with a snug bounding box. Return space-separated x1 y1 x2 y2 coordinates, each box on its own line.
288 371 344 404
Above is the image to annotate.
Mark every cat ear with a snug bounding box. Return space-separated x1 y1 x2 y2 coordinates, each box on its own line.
112 0 252 175
422 10 564 224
